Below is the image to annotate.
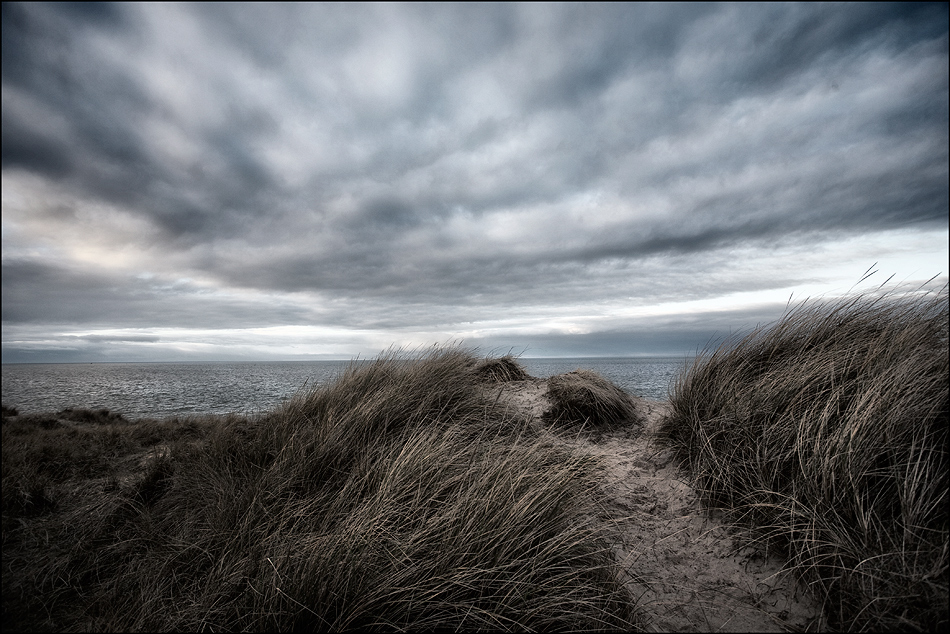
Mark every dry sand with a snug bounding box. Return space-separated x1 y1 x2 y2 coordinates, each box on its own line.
494 378 826 633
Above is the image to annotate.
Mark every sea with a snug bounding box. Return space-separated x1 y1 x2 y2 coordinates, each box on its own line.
1 357 692 421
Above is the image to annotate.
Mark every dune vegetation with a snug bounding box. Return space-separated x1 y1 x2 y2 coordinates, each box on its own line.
2 348 641 632
657 287 949 631
544 369 644 434
4 287 947 632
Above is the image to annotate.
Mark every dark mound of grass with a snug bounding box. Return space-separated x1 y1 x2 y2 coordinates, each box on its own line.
2 408 131 432
474 353 534 382
1 413 213 519
58 407 130 425
2 415 142 489
657 288 948 631
8 347 641 632
544 369 643 432
2 411 220 631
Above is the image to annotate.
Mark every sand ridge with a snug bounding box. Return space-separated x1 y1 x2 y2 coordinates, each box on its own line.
492 378 826 633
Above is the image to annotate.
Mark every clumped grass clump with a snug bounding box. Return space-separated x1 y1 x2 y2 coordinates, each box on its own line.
545 369 643 432
657 288 948 631
58 407 130 425
474 353 533 382
15 347 640 631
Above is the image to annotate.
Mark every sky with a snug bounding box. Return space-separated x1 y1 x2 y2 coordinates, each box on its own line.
2 2 947 363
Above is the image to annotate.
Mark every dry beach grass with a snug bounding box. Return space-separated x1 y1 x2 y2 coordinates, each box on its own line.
2 287 947 632
659 286 948 631
3 349 639 632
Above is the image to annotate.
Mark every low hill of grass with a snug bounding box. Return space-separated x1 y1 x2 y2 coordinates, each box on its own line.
2 348 642 632
657 287 949 632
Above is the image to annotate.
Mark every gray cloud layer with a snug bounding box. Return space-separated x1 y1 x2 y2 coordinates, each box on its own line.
2 3 947 360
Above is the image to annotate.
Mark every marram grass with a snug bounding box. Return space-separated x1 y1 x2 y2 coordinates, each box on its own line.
545 369 644 433
3 347 641 632
657 287 949 632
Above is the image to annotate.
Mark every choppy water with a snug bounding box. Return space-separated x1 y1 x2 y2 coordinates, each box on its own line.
2 356 690 420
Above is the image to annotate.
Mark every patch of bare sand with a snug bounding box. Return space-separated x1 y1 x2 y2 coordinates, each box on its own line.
492 379 826 633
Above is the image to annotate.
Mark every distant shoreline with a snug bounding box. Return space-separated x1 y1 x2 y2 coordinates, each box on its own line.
1 354 695 366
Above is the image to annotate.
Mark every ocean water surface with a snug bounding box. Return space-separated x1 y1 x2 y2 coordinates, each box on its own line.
2 356 691 420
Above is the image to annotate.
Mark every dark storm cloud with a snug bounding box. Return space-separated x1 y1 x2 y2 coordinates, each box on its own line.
696 3 947 95
2 2 285 242
2 3 947 360
1 109 74 178
2 3 148 173
0 258 315 328
1 2 123 87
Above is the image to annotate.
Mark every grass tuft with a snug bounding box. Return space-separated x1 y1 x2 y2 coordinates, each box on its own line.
657 287 949 631
58 407 131 425
545 369 644 433
474 353 534 383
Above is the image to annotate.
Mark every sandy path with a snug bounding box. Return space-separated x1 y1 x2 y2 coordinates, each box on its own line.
494 379 825 633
